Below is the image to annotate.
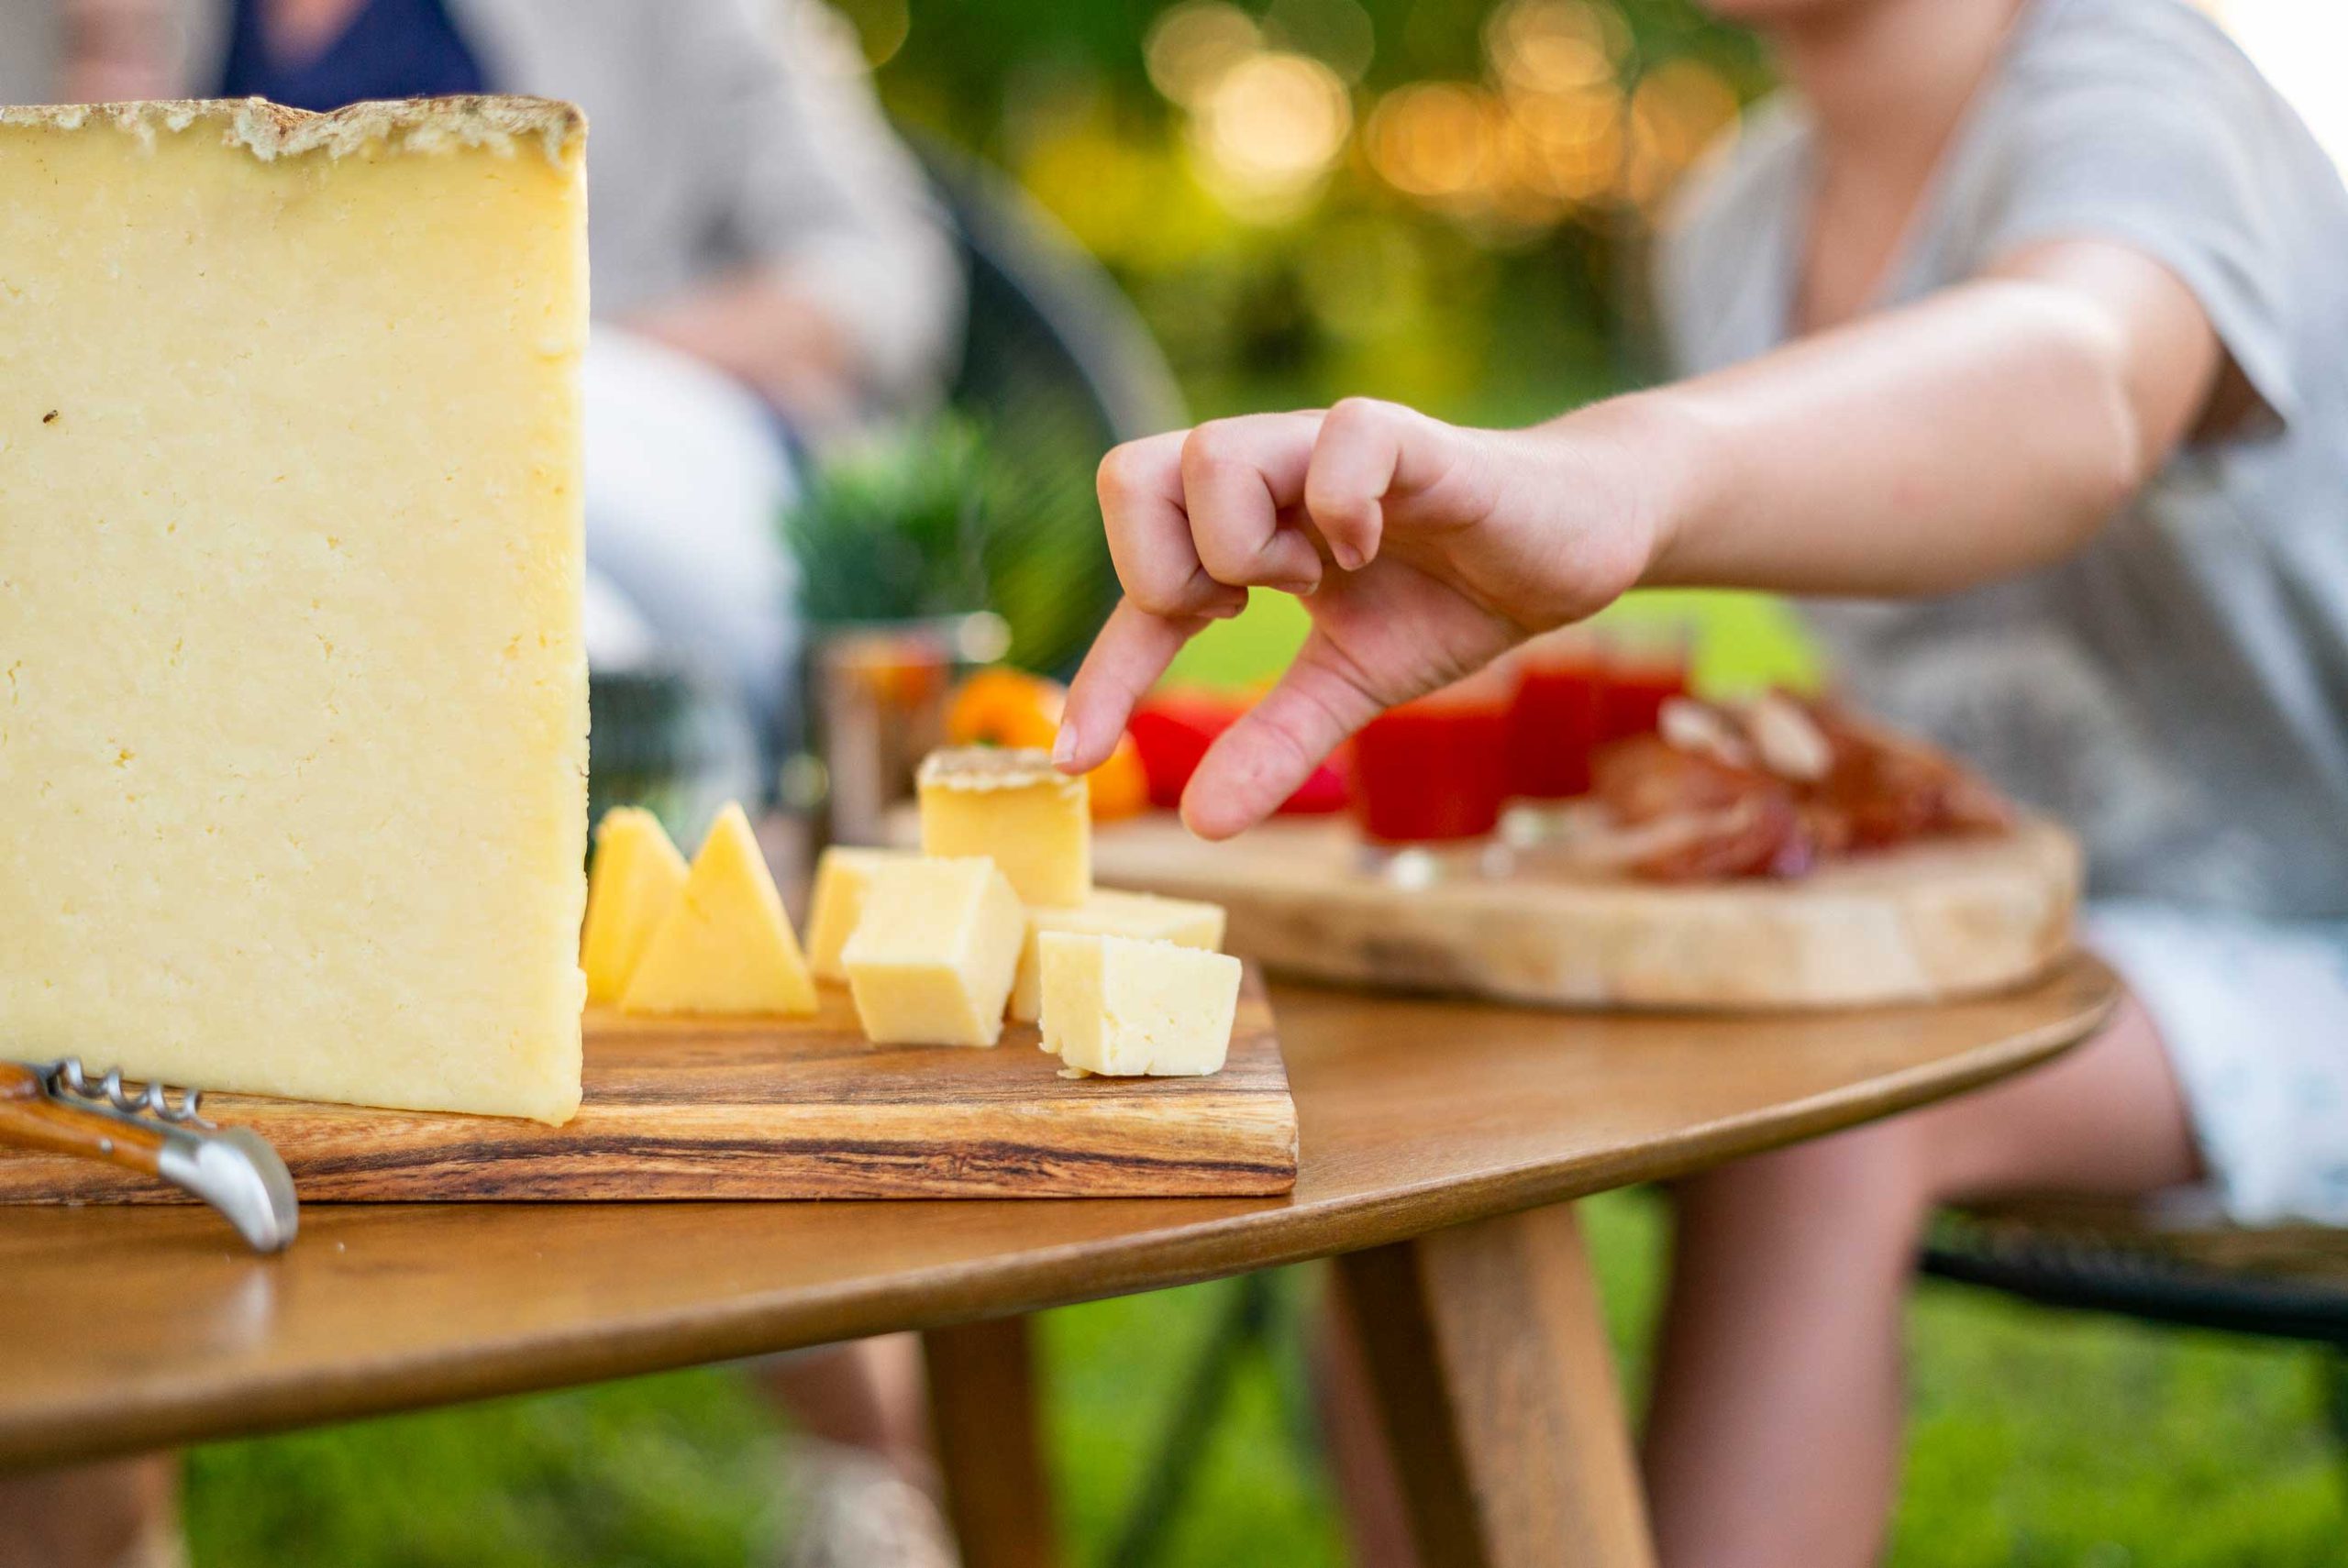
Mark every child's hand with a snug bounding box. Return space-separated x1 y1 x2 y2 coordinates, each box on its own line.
1054 397 1659 837
1053 246 2220 840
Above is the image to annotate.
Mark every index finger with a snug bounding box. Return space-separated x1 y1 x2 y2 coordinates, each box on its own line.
1097 430 1246 622
1055 597 1213 773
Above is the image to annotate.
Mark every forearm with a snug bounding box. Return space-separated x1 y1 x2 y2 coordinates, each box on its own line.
1592 275 2161 598
624 268 858 431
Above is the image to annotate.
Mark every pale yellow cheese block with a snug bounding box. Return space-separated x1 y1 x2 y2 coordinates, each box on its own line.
1009 889 1226 1023
804 845 917 982
0 98 591 1123
581 808 689 1004
624 804 818 1016
842 857 1024 1046
1037 933 1242 1077
917 747 1091 907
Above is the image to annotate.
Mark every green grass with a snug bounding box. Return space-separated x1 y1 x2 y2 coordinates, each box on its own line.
187 1369 792 1568
183 1191 2347 1567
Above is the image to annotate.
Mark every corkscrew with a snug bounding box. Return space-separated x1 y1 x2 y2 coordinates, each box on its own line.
0 1058 299 1252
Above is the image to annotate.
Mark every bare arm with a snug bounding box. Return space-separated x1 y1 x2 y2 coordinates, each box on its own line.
623 270 860 431
1638 240 2221 593
635 0 961 432
1058 239 2224 835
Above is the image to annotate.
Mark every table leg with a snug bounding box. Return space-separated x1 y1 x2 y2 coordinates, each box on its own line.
922 1315 1058 1568
1335 1204 1656 1568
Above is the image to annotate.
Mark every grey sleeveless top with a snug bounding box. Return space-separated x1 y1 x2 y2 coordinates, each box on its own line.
1656 0 2348 916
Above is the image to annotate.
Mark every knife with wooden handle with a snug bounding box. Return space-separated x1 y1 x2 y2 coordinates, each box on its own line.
0 1060 298 1252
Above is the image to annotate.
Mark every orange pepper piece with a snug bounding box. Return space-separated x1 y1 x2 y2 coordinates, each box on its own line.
943 666 1148 821
944 666 1063 752
1085 733 1151 822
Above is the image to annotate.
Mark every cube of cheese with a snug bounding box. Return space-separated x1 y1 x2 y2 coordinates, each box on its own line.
1037 934 1242 1077
804 846 917 982
623 803 818 1016
1010 889 1226 1023
842 858 1024 1046
917 747 1091 907
581 808 690 1004
0 98 590 1122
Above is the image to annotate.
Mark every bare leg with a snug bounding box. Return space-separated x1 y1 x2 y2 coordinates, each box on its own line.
1641 995 2198 1568
758 1334 937 1495
0 1455 181 1568
761 1336 964 1568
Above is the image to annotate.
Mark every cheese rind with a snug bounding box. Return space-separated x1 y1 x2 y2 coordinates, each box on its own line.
1010 889 1226 1023
0 96 590 1123
842 857 1024 1046
0 97 583 164
805 846 917 982
623 803 818 1016
581 808 690 1004
917 747 1091 907
1037 934 1242 1077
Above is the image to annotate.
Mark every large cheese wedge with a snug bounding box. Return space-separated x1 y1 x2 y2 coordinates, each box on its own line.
918 747 1091 907
623 803 818 1016
1009 889 1226 1022
581 808 690 1004
841 857 1024 1046
1037 933 1241 1077
0 98 590 1123
804 845 917 982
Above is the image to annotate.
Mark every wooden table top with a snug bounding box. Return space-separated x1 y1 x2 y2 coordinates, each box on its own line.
0 954 2118 1470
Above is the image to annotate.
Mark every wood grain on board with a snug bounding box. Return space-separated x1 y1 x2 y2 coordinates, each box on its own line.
0 973 1295 1203
1093 812 2081 1011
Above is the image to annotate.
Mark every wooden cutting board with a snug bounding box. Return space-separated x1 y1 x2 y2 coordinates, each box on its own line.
0 970 1295 1202
1094 814 2080 1011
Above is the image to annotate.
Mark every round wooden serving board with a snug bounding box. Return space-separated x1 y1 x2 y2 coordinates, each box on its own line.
1091 813 2081 1011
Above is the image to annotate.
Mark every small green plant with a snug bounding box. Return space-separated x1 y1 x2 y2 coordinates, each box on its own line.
781 416 991 625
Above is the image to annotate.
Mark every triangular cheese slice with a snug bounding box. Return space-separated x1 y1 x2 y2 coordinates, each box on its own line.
581 807 690 1005
621 802 818 1015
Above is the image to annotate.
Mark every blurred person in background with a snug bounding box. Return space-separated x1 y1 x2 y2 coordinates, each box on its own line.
0 3 960 1565
1051 0 2348 1564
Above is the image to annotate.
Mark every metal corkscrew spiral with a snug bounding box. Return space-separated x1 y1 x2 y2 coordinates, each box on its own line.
45 1058 211 1128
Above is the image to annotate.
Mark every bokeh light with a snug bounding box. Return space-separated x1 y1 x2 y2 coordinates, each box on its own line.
1187 49 1355 210
1366 82 1499 201
1135 0 1749 236
1009 0 1767 423
1507 82 1624 204
1485 0 1630 95
1145 2 1263 107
